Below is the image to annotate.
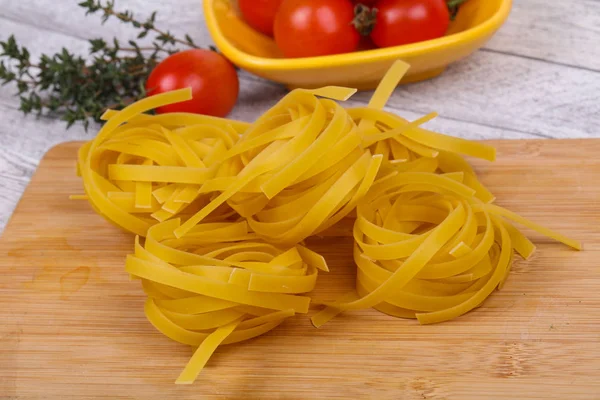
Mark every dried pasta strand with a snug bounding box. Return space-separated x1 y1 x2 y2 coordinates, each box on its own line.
175 318 241 384
350 107 496 161
101 109 249 133
484 204 581 250
366 60 410 110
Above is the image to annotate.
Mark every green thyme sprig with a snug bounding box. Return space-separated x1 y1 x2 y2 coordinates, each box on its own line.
0 0 205 130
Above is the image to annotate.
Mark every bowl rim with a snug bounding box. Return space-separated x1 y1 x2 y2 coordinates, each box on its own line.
204 0 512 71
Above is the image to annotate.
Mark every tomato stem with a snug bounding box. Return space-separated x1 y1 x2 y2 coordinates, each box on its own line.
352 4 378 37
447 0 470 20
446 0 469 7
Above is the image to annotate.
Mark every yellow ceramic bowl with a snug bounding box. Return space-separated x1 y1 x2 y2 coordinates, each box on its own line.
204 0 512 89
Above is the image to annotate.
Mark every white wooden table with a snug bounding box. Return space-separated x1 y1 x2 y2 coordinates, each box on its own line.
0 0 599 233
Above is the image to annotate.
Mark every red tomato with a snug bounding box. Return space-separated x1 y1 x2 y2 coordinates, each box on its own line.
274 0 360 58
238 0 283 37
370 0 450 48
354 0 378 4
146 49 239 117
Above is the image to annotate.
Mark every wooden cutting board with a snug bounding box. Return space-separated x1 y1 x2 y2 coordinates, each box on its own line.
1 140 598 400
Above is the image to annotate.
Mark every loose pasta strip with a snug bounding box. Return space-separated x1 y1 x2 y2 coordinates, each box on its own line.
175 318 241 384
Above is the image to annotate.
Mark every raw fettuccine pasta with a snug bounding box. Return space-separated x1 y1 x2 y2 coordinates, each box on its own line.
75 60 581 384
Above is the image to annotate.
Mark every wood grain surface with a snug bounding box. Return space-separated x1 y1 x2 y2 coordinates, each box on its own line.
1 0 600 232
0 140 598 399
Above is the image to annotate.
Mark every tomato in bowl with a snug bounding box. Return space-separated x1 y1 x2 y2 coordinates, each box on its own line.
204 0 512 89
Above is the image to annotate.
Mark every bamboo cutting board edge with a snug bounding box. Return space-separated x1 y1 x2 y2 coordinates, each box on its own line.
0 140 599 400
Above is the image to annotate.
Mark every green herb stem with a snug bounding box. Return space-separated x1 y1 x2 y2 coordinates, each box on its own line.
0 0 205 130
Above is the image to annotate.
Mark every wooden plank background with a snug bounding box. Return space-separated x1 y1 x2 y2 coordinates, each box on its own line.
1 0 600 232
